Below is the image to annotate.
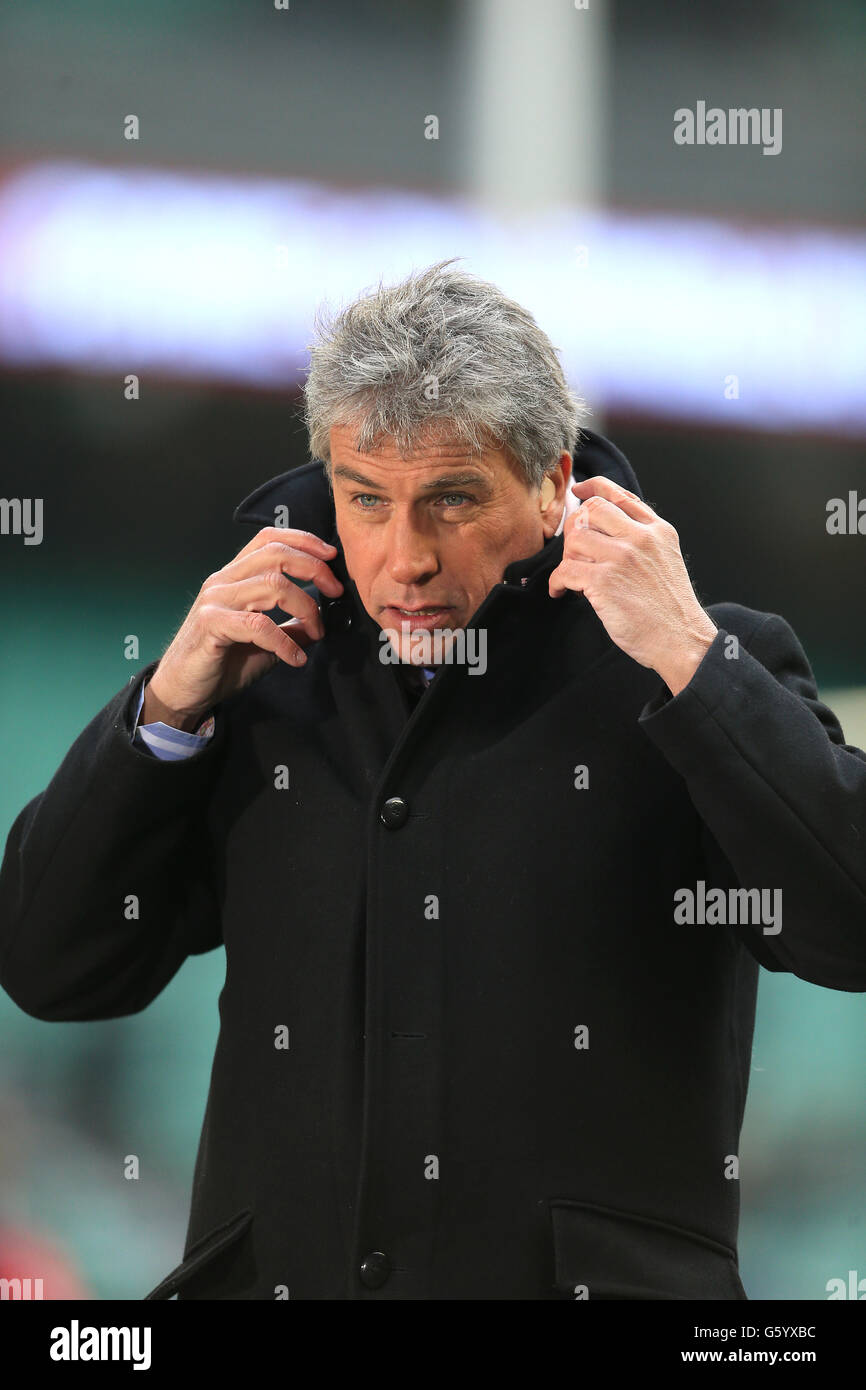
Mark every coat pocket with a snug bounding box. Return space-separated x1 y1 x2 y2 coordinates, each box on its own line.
548 1198 747 1300
142 1208 254 1301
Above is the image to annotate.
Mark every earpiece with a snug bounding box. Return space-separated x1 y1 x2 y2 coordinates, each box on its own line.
540 477 556 509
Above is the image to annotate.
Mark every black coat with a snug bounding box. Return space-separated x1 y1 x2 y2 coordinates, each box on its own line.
2 430 865 1301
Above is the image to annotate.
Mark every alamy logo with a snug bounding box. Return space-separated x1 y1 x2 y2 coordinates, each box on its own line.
674 881 782 935
50 1320 152 1371
674 102 782 156
0 1277 43 1299
379 622 487 675
826 492 866 535
826 1271 866 1299
0 497 43 545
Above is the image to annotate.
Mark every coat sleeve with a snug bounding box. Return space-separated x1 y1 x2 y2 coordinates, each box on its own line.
637 604 866 991
0 661 227 1022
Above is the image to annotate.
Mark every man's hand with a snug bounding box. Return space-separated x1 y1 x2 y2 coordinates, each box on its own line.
548 476 718 696
142 526 345 729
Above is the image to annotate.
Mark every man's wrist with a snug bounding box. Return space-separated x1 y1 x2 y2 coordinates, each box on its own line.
141 676 211 733
652 615 719 698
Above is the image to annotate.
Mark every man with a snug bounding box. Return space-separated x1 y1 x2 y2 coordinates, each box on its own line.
1 260 865 1300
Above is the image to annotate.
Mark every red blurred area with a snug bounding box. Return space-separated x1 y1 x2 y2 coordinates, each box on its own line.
0 1225 91 1299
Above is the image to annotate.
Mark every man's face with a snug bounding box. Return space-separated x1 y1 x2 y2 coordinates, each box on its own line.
329 422 571 663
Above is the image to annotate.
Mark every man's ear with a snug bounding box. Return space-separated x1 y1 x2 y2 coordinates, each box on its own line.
539 452 573 537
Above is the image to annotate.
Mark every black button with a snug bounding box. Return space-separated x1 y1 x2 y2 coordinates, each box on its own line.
359 1251 391 1289
325 600 352 632
380 796 409 829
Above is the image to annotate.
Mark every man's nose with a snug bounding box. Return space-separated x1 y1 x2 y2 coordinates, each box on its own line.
386 512 440 585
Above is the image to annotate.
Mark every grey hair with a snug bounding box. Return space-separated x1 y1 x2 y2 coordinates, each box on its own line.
301 257 588 491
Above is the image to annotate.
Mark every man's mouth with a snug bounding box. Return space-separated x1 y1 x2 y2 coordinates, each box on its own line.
383 605 453 629
391 606 448 614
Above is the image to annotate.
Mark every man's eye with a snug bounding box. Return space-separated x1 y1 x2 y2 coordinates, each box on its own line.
350 493 475 510
438 493 474 508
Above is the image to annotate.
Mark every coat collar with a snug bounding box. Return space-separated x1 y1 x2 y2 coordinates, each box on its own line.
232 427 643 593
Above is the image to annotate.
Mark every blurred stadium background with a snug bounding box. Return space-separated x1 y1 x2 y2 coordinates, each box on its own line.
0 0 864 1299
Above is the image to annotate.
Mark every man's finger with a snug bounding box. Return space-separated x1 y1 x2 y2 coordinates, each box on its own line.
561 524 622 563
571 475 656 524
549 556 593 599
232 525 338 565
277 617 320 650
564 494 633 540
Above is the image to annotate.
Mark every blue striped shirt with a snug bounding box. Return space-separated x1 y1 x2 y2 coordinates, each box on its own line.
131 683 216 760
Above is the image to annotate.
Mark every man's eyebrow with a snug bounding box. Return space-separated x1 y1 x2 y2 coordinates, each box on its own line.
332 465 492 493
